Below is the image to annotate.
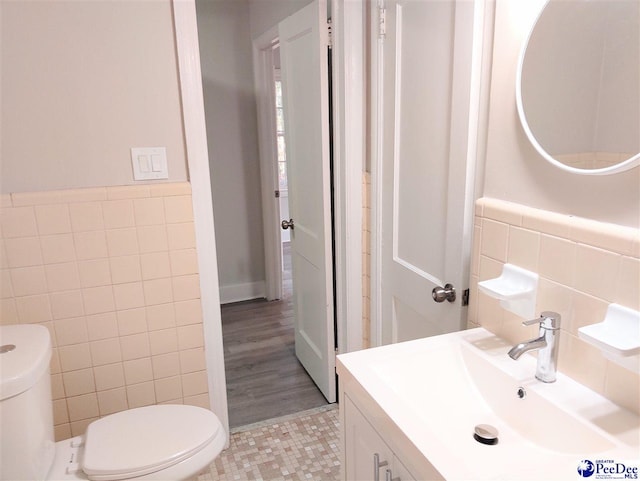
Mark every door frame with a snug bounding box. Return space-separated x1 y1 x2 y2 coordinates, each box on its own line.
172 0 229 442
331 0 365 353
173 0 365 433
369 0 488 346
253 25 283 302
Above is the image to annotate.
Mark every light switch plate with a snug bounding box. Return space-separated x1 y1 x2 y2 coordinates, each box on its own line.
131 147 168 180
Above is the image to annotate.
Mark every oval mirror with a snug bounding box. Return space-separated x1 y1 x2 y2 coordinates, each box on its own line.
516 0 640 175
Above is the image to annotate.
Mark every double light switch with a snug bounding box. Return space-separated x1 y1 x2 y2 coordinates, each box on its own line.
131 147 168 180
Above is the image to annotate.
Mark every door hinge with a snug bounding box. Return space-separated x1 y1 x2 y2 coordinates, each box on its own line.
378 7 386 39
327 19 333 49
462 288 470 307
275 190 280 198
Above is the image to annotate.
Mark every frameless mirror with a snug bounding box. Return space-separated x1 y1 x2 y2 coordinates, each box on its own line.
516 0 640 175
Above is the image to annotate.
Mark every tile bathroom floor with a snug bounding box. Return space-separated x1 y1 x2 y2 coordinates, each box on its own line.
197 404 340 481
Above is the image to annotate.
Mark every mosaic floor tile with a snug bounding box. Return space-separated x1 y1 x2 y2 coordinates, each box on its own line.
197 405 340 481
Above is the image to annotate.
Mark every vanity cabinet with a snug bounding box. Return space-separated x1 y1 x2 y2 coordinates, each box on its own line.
338 362 443 481
343 395 415 481
338 328 640 480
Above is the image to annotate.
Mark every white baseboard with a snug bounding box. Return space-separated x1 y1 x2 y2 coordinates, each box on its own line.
219 281 266 304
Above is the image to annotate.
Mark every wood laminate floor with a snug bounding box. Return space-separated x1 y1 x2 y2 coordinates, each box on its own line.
222 243 328 428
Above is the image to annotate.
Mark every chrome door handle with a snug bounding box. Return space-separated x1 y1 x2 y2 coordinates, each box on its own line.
281 219 294 230
432 283 456 303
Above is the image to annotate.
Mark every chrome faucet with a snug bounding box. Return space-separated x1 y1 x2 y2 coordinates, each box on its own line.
508 311 561 383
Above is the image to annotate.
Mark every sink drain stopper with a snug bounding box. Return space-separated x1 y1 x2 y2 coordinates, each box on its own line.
473 424 498 445
0 344 16 354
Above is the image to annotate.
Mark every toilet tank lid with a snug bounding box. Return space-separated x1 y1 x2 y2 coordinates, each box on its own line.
0 324 52 400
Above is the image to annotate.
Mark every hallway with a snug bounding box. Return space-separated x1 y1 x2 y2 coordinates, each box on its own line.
221 244 328 427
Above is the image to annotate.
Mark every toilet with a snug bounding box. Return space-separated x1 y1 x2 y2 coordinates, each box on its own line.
0 324 226 481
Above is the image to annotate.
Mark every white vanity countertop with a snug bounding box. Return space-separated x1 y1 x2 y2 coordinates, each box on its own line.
337 328 640 480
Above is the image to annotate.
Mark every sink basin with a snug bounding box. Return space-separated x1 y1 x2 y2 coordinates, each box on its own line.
338 328 639 480
372 335 616 454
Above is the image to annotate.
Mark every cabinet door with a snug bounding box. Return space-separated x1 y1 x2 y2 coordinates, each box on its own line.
391 455 416 481
344 396 393 481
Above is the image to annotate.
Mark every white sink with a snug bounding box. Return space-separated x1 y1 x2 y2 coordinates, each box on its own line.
339 328 639 480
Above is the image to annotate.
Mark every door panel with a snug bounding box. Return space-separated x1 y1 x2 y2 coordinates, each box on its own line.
279 0 335 402
381 0 477 343
393 1 454 280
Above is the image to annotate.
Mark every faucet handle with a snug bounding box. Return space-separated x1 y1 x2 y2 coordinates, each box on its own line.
522 316 543 326
522 312 561 329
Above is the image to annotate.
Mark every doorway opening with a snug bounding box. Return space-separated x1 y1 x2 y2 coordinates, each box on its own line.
182 0 365 436
194 0 340 429
221 37 330 428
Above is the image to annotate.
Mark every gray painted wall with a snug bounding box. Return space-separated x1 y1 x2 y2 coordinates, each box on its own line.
196 0 266 300
194 0 317 300
1 0 187 192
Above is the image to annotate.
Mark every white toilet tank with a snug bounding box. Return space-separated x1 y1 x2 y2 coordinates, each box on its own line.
0 324 55 481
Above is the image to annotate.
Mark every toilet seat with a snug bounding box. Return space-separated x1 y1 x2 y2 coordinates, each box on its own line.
81 405 223 481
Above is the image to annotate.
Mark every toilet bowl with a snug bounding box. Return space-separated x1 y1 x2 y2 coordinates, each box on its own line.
0 324 226 481
47 404 226 481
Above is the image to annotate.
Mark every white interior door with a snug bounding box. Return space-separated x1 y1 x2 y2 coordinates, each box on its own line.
279 0 335 402
378 0 479 344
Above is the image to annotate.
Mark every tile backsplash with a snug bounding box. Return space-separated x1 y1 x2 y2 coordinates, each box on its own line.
468 197 639 414
0 182 209 440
